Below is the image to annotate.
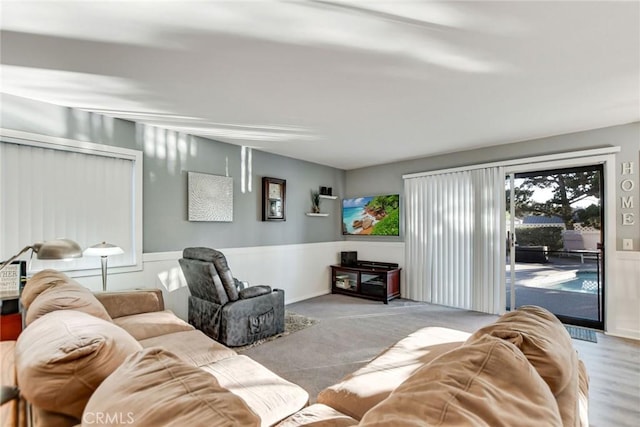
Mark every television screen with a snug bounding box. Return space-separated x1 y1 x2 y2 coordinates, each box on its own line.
342 194 400 236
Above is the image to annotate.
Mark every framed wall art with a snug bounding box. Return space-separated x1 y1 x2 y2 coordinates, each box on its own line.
262 177 286 221
188 172 233 222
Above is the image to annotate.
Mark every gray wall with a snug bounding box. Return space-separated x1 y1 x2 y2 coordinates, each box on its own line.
347 122 640 250
3 93 638 251
1 94 346 252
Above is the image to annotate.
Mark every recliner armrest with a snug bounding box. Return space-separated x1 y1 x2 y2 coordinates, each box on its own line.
238 285 272 299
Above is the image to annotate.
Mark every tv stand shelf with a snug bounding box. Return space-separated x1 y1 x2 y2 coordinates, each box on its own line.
330 261 401 304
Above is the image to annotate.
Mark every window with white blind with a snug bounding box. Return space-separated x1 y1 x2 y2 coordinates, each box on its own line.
0 129 142 276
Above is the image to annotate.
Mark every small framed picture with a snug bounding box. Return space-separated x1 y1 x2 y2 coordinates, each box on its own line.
0 260 26 300
262 177 286 221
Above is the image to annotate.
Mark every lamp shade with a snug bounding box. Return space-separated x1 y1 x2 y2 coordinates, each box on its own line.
84 242 124 257
33 239 83 260
0 238 83 274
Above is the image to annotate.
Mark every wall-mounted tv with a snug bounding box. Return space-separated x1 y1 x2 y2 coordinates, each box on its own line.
342 194 400 236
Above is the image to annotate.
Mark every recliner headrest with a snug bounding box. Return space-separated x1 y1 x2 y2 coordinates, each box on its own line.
183 247 224 263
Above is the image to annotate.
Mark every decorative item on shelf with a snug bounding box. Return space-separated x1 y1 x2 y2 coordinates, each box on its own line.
319 186 333 196
84 242 124 292
0 261 26 300
311 190 321 213
262 177 286 221
0 239 83 274
335 275 350 289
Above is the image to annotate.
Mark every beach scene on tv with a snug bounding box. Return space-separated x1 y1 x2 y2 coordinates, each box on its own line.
342 194 400 235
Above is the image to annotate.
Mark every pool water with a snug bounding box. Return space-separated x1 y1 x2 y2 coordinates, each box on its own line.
548 272 599 294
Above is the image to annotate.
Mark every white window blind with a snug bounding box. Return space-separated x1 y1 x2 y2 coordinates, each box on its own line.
0 130 142 275
404 166 505 314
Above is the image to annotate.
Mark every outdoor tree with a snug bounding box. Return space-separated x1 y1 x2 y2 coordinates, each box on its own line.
507 170 601 230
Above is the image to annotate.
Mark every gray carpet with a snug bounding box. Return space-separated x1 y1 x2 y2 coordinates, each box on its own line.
238 294 498 402
234 310 319 351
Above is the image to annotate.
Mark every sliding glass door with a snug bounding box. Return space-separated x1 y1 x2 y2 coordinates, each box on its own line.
505 165 604 329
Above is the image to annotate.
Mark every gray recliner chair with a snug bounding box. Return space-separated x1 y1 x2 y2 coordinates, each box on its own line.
178 247 285 347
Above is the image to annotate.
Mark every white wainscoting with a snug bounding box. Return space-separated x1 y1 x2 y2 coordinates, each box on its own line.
74 241 639 341
606 251 640 340
76 241 346 320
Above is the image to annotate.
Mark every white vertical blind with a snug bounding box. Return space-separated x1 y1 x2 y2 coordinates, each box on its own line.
404 166 505 314
1 138 139 274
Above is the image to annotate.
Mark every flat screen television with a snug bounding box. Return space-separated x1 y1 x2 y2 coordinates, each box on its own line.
342 194 400 236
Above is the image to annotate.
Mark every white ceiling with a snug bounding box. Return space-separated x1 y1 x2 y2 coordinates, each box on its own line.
1 1 638 170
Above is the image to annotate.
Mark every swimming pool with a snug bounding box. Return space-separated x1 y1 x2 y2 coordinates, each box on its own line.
548 272 599 294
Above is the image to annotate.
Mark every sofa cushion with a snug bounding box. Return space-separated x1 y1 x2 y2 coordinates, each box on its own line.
467 305 578 426
578 359 589 427
95 289 165 319
1 341 22 427
16 310 141 419
139 329 237 367
20 269 72 309
200 355 309 427
21 269 78 309
32 408 80 427
82 347 260 427
276 403 357 427
359 334 563 427
317 326 470 420
25 283 112 325
113 309 195 340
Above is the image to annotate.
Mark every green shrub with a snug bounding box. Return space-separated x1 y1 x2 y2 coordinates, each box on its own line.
515 227 563 251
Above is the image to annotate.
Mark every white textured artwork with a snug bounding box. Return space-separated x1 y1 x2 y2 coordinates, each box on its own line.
188 172 233 222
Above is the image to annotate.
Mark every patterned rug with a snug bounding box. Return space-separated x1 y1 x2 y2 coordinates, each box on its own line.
236 311 319 351
565 325 597 343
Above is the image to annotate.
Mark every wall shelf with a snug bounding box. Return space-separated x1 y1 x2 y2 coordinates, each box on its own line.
319 195 338 200
306 213 329 217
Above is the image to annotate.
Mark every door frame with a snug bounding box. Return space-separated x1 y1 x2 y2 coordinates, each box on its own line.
505 153 617 332
403 146 619 332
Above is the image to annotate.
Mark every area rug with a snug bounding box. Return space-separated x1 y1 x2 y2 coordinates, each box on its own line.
236 311 319 351
565 325 597 343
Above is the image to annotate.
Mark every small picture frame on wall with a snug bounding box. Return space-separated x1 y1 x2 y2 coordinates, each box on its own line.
262 177 286 221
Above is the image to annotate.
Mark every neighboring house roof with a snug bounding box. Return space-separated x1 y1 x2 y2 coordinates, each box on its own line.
522 215 564 224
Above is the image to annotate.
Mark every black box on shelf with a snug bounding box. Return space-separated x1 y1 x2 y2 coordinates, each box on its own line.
340 251 357 266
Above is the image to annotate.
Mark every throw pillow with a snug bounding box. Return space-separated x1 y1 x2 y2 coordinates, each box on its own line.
113 309 194 340
359 334 562 426
25 282 112 325
16 310 142 419
466 305 578 426
82 348 260 427
20 269 73 309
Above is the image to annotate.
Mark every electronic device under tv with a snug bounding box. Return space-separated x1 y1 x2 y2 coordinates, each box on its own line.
340 251 357 266
342 194 400 236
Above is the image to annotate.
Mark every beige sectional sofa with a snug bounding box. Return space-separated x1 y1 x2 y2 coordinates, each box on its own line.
280 307 590 427
9 269 589 427
12 270 308 427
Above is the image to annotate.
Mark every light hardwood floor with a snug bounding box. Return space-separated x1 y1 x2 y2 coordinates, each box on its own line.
571 332 640 427
243 295 640 427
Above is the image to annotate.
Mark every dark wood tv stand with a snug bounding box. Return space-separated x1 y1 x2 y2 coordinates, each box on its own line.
330 261 401 304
